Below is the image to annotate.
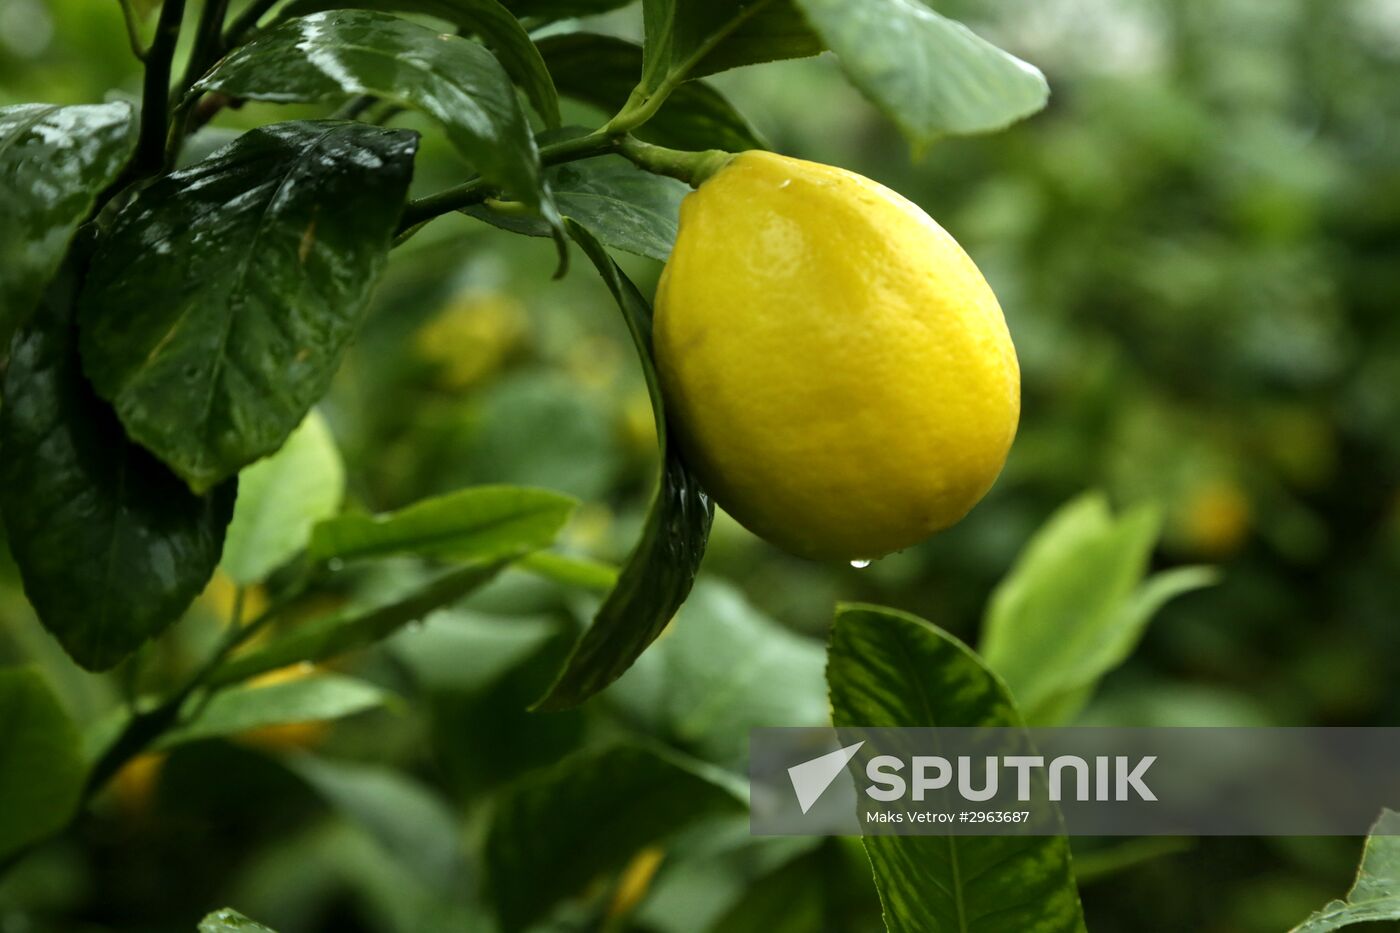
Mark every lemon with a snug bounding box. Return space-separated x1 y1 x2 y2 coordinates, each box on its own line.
655 151 1020 561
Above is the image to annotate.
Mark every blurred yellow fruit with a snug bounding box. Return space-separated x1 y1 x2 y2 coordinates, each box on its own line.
1179 479 1251 557
608 847 666 919
110 752 166 816
655 151 1020 560
416 292 528 390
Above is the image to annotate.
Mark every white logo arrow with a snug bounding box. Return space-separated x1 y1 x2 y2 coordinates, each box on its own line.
788 741 865 814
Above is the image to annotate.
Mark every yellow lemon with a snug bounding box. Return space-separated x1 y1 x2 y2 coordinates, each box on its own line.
655 151 1019 561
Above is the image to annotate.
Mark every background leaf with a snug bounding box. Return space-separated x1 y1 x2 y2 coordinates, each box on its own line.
194 10 553 223
607 580 826 771
467 143 688 262
533 222 713 710
0 101 135 350
280 0 560 128
211 562 509 686
198 908 279 932
828 604 1086 933
980 494 1216 725
78 120 417 493
2 263 234 671
484 744 739 932
539 34 766 153
1292 809 1400 931
0 667 85 858
307 485 575 562
222 410 345 586
160 673 392 747
792 0 1049 140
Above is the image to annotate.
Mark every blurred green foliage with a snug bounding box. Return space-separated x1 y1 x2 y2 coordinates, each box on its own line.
2 0 1399 930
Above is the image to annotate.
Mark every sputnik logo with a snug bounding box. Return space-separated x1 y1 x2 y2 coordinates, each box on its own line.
788 741 865 814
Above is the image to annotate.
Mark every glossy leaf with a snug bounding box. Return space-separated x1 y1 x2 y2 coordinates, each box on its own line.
1292 809 1400 931
221 409 345 586
193 10 553 224
281 0 560 127
540 33 766 153
0 667 85 858
467 147 687 262
160 672 391 747
640 0 821 92
78 121 416 493
198 909 279 933
308 485 575 563
484 744 739 932
608 580 826 771
2 264 234 671
533 222 713 711
828 604 1087 933
0 102 136 350
793 0 1049 140
981 494 1216 725
210 562 508 686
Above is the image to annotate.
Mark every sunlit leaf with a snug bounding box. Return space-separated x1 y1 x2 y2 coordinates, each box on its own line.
308 485 575 563
2 262 234 671
0 667 85 858
222 410 345 586
533 222 713 710
0 102 136 350
828 603 1087 933
78 120 416 493
793 0 1049 139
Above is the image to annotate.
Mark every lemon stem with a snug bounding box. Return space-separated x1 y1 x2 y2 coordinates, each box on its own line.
615 138 734 187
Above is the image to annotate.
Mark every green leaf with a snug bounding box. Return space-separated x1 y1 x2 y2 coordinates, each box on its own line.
198 908 279 932
640 0 821 91
193 10 555 227
792 0 1049 140
221 409 345 586
540 33 767 152
78 120 416 493
0 667 85 858
980 494 1216 725
484 744 739 932
2 262 234 671
308 485 575 563
467 145 688 262
608 580 827 771
0 102 136 350
280 0 560 127
210 562 508 686
1292 810 1400 932
518 551 619 593
532 222 713 710
159 672 392 747
501 0 633 20
828 604 1086 933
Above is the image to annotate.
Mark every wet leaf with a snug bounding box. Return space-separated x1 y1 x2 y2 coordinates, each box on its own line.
540 33 766 153
0 667 85 858
221 409 345 586
194 10 553 223
467 146 687 261
308 485 575 563
792 0 1049 140
2 262 234 671
281 0 560 127
78 121 416 493
0 102 136 350
828 604 1087 933
533 222 713 711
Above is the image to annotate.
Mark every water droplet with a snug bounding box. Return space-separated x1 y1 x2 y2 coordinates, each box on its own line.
849 559 871 569
327 558 345 572
778 179 792 189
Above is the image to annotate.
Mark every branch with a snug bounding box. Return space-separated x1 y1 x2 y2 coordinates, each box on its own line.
127 0 189 179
